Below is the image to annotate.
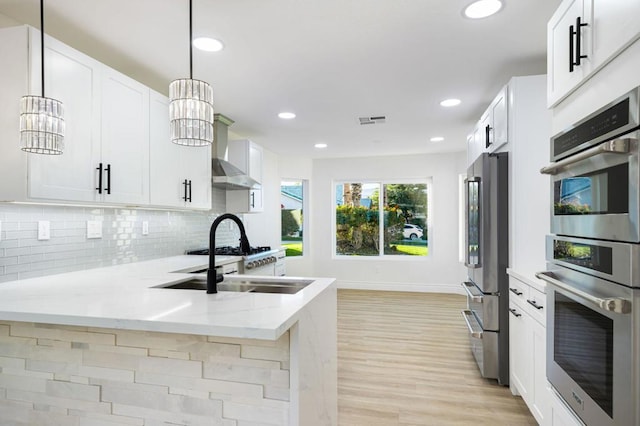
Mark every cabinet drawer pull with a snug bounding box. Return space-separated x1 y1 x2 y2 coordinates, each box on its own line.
105 164 111 195
96 163 103 194
574 16 588 67
485 124 492 148
527 299 543 310
509 287 523 296
508 308 522 318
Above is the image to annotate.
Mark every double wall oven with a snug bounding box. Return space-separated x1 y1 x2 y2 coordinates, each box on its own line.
537 87 640 426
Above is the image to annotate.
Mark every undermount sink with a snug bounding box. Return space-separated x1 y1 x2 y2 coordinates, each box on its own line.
170 265 209 274
153 277 312 294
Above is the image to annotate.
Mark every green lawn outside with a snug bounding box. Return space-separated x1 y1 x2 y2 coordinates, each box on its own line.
393 244 428 256
283 242 303 256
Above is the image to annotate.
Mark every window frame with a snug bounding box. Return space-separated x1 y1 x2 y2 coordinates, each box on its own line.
332 178 432 260
281 178 308 258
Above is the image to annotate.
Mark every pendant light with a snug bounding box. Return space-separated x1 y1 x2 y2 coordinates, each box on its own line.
20 0 65 155
169 0 214 146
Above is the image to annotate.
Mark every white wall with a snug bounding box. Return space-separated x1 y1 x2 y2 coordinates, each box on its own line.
310 152 467 293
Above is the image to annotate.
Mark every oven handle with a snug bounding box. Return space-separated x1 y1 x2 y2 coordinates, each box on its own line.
461 309 483 338
539 138 631 175
535 271 632 314
461 281 483 303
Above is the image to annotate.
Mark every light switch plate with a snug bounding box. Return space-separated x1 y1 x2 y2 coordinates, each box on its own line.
87 220 103 239
142 221 149 236
38 220 50 240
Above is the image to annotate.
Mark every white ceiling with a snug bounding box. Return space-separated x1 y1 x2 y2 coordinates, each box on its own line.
0 0 561 159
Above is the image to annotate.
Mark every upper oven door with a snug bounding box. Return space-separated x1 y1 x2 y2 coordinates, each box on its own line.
542 134 639 242
537 268 636 426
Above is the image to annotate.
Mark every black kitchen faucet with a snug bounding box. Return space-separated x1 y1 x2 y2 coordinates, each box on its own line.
207 213 251 294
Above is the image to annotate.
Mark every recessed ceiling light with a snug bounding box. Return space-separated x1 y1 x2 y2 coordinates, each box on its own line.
278 112 296 119
440 98 461 107
464 0 503 19
193 37 224 52
430 137 445 142
314 143 328 149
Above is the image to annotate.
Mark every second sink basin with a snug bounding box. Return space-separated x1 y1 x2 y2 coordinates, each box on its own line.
154 277 313 294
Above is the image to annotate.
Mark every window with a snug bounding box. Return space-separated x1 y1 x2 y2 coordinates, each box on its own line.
281 180 304 256
335 181 429 257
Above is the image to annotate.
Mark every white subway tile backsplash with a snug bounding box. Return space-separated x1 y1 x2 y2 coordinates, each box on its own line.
0 203 242 282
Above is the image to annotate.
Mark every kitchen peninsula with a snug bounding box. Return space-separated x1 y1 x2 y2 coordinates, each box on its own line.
0 256 337 425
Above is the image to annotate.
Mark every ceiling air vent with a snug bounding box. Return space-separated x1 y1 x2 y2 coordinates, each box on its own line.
359 115 386 125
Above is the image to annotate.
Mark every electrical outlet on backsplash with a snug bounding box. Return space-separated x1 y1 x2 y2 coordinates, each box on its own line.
0 203 240 283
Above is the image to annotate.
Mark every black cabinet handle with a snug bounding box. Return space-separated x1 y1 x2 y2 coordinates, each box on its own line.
187 180 192 202
575 16 588 67
569 24 575 72
96 163 103 194
105 164 111 195
485 124 492 149
182 179 188 201
250 191 255 208
509 287 523 296
527 299 544 310
569 16 588 72
509 308 522 318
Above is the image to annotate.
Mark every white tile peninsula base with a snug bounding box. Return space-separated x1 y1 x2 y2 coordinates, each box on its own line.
0 287 337 426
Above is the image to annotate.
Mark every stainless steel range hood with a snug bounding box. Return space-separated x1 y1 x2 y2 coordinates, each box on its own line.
212 114 259 190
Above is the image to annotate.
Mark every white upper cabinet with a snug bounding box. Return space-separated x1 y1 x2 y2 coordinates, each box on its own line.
0 25 190 208
27 28 102 203
149 90 211 210
228 139 263 185
488 86 508 152
466 84 509 167
547 0 640 107
100 67 150 205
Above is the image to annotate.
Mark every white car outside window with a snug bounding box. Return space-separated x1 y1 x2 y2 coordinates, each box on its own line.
403 224 424 240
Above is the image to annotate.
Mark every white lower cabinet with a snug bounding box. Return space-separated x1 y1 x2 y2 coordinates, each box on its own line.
149 90 211 210
508 274 549 425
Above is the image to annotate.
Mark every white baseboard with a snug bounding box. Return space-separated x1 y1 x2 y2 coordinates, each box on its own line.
337 280 465 295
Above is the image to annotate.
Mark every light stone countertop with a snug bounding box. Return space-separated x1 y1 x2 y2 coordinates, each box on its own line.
506 268 547 293
0 255 335 340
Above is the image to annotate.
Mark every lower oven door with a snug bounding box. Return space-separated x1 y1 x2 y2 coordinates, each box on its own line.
537 268 637 426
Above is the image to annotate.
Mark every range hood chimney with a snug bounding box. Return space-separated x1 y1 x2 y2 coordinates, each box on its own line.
211 114 259 190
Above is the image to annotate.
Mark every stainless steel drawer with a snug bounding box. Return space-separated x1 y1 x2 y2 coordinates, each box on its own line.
462 309 499 380
462 281 500 331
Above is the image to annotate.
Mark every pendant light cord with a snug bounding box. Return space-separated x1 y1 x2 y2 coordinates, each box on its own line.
189 0 193 79
40 0 45 97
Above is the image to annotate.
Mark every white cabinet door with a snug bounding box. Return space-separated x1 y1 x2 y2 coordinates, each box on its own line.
229 139 263 184
28 29 102 202
489 86 508 152
467 121 485 167
179 142 212 210
548 0 589 107
149 90 184 208
590 0 640 70
509 298 531 401
149 90 211 210
531 319 549 424
100 68 150 205
226 187 263 213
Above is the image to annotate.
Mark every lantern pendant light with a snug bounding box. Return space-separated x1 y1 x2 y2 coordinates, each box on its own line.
20 0 65 155
169 0 214 146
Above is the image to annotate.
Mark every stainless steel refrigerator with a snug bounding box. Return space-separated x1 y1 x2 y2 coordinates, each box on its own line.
461 152 509 385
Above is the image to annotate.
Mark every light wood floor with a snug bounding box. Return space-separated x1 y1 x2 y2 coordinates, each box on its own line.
337 290 537 426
